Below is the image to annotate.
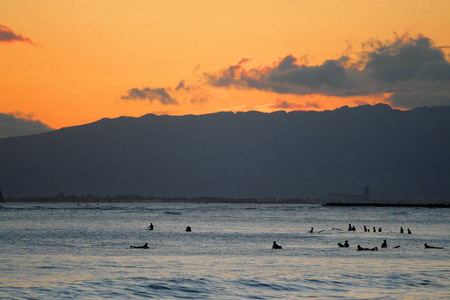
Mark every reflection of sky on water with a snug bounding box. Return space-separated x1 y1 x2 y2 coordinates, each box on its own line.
0 203 448 298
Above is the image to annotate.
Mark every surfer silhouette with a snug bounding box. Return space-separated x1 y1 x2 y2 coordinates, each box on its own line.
148 223 154 230
338 240 349 248
185 226 192 232
130 243 149 249
272 241 282 249
357 245 378 251
424 243 443 249
381 240 387 248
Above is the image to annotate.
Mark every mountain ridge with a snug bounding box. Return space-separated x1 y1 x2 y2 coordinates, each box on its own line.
1 104 449 201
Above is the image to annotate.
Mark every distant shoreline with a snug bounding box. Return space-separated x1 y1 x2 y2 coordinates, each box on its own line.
2 195 449 207
323 202 450 208
2 196 318 205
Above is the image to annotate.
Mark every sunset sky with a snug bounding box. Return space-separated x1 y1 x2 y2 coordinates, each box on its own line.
1 0 450 135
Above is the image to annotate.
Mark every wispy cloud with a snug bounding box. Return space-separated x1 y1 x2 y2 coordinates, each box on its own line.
122 81 210 107
0 24 37 46
121 87 179 105
175 80 190 91
191 96 208 105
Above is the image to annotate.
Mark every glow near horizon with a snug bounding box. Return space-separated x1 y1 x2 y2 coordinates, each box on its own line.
1 0 450 129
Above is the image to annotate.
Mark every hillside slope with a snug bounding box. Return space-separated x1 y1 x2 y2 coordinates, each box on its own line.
1 104 449 200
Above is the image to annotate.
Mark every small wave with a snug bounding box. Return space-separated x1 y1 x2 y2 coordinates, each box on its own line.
72 205 126 211
237 279 300 292
0 206 26 211
119 277 213 298
34 265 69 270
164 211 182 215
393 211 408 216
32 206 60 211
145 283 171 290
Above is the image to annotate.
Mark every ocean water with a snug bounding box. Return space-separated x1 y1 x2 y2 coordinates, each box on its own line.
0 203 449 299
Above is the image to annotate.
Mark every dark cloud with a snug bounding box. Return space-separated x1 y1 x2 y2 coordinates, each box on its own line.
204 58 252 88
0 24 36 45
122 34 449 110
203 34 450 108
0 112 53 138
122 80 211 107
270 99 320 110
363 35 450 82
269 57 351 94
121 87 178 105
204 55 360 96
175 80 190 91
386 93 450 109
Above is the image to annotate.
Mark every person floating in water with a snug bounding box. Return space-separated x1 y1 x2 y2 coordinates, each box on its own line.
338 240 349 248
424 243 443 249
130 243 149 249
364 225 368 232
400 227 404 233
373 227 376 232
185 226 192 232
357 245 378 251
378 227 382 232
381 240 388 248
272 241 282 249
148 223 154 230
309 227 314 233
407 228 411 234
348 224 352 231
352 226 356 231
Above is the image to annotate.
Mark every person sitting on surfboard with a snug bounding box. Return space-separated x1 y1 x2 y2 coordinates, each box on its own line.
338 240 349 248
272 241 282 249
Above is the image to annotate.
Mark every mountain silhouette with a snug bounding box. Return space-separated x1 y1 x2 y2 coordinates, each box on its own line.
1 104 449 201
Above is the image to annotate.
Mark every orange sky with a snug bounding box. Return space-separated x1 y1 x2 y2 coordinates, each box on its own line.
1 0 450 129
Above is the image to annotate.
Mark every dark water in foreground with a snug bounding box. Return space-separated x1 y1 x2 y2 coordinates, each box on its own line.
1 203 449 299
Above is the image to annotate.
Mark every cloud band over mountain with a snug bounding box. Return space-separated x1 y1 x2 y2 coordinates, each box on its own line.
0 112 53 138
121 34 450 110
204 34 450 108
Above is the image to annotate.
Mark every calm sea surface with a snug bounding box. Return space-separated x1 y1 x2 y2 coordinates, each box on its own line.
0 203 449 299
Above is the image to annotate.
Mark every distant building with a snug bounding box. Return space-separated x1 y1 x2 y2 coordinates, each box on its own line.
329 187 370 203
